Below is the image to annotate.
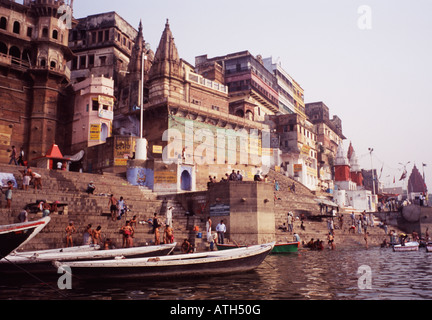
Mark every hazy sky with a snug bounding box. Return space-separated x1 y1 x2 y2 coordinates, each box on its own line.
72 0 432 191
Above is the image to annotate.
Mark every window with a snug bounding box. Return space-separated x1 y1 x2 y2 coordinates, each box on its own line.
91 32 96 44
92 99 99 111
0 17 6 30
13 21 20 34
27 27 32 37
71 57 77 70
50 61 56 68
98 31 103 43
42 27 49 38
0 42 7 54
104 30 109 41
99 56 106 66
88 54 94 67
79 55 86 68
52 30 58 39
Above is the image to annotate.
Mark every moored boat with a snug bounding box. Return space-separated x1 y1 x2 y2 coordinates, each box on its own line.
393 241 419 252
217 242 299 254
0 243 176 275
10 244 100 257
0 217 51 259
53 242 275 280
426 244 432 253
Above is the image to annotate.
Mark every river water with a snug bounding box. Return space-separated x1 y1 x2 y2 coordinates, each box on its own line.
1 246 432 301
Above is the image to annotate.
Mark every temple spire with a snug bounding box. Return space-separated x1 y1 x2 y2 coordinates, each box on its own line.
148 19 181 80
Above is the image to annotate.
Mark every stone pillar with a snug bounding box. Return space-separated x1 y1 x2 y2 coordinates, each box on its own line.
208 181 275 245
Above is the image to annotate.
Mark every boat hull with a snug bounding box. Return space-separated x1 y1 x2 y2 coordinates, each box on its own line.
0 243 176 275
54 243 274 280
217 242 299 254
0 217 50 259
393 242 419 252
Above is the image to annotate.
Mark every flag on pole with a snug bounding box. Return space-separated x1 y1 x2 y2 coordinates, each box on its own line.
399 170 407 181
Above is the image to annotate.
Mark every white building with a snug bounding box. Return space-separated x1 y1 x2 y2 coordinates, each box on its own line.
333 143 375 212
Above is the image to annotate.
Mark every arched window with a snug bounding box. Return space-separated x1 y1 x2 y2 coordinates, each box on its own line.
52 29 58 40
0 42 7 55
40 59 46 67
42 27 48 38
50 61 56 68
13 21 20 34
0 17 7 30
9 46 20 64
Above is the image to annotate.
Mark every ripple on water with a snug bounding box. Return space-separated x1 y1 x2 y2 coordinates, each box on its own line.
1 247 432 300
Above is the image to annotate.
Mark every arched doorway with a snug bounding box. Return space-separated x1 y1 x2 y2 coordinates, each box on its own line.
101 123 109 142
180 170 192 191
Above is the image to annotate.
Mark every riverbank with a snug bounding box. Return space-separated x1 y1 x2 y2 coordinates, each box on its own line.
0 163 401 252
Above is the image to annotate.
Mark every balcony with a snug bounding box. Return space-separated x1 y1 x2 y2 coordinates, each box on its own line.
0 53 30 71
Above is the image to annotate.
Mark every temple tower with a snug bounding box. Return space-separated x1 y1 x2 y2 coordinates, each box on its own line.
27 0 74 158
148 19 184 102
334 143 351 182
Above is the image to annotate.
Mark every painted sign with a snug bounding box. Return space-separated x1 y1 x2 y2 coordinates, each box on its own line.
294 164 303 173
89 124 100 141
154 171 177 184
152 145 163 154
210 204 230 217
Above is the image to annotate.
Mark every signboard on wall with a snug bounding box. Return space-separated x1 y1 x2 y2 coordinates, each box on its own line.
210 204 230 216
152 145 163 154
294 164 303 173
154 171 177 184
90 124 100 141
114 137 135 166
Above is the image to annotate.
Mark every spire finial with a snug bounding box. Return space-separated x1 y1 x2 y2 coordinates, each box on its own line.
166 19 170 27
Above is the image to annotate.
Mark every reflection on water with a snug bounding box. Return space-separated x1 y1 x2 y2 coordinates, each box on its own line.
1 247 432 300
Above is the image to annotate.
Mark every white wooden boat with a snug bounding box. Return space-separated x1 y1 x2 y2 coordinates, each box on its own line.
10 244 100 257
393 241 419 252
0 217 50 259
426 244 432 253
0 243 176 275
53 242 275 280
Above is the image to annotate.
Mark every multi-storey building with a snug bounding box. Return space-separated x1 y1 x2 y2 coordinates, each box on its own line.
71 74 115 152
0 0 74 163
263 57 318 190
195 51 280 122
68 11 137 103
269 113 318 190
263 57 305 117
305 101 346 191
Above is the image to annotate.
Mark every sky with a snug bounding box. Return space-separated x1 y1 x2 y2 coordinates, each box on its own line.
71 0 432 191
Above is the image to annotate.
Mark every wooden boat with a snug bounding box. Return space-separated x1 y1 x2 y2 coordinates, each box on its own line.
10 244 100 257
53 242 275 280
217 242 299 254
0 243 176 275
426 244 432 253
0 217 50 259
393 241 419 252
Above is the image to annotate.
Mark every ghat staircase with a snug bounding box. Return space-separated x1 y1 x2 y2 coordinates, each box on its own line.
0 164 397 251
0 164 206 251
